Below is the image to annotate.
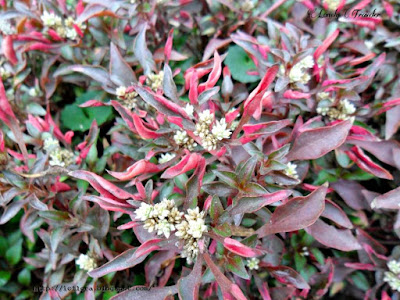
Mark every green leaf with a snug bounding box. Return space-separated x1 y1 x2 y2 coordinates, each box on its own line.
0 271 11 286
294 252 307 271
210 195 224 224
6 238 23 265
310 248 325 265
0 236 8 257
350 271 370 291
226 256 250 280
225 46 260 83
61 90 113 132
212 223 232 237
18 269 31 286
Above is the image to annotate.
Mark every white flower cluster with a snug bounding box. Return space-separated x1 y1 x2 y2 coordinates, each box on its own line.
184 104 194 117
194 110 232 151
174 130 197 151
284 162 298 179
158 153 176 164
324 0 341 10
0 19 16 35
384 260 400 292
135 201 207 264
146 71 164 91
289 56 314 84
41 11 86 40
0 66 11 80
43 135 75 167
241 0 254 12
116 86 138 110
247 258 260 270
76 253 97 272
316 93 356 120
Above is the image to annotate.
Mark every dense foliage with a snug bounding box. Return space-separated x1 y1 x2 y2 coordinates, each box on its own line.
1 0 400 299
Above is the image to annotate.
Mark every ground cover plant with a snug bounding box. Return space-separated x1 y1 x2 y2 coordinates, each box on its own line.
1 0 400 299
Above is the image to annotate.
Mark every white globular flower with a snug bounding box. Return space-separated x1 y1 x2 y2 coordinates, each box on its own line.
76 254 97 272
156 219 175 238
339 99 356 115
289 65 304 83
0 19 16 35
198 110 214 125
158 153 176 164
151 201 170 220
135 202 154 221
316 92 330 101
65 27 78 40
146 71 164 91
185 207 205 222
299 55 314 69
187 219 207 239
211 118 232 140
388 260 400 274
41 11 62 27
174 130 189 145
289 56 314 84
284 162 298 179
247 258 260 270
116 86 127 98
0 67 11 79
324 0 341 10
184 104 194 117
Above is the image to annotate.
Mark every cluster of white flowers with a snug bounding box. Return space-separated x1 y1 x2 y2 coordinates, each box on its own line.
316 93 356 120
0 66 11 80
247 258 260 270
324 0 341 10
146 71 164 91
184 104 194 117
158 153 176 164
135 199 183 238
135 201 207 264
194 110 232 151
241 0 254 12
289 55 314 84
76 253 97 272
300 246 310 256
173 130 197 151
116 86 138 110
284 162 298 179
43 134 75 167
41 11 86 40
0 19 16 35
384 260 400 292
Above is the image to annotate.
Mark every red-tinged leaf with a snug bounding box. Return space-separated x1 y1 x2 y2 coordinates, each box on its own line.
255 280 272 300
346 146 393 180
70 170 137 201
305 219 361 251
178 255 203 300
110 43 136 86
242 120 291 135
267 266 310 289
349 53 376 66
355 53 386 93
0 78 29 161
198 51 221 93
0 196 29 225
185 156 206 209
54 65 113 90
79 100 106 107
223 238 263 258
134 24 156 76
164 29 174 63
314 29 339 60
117 221 140 230
347 139 400 168
385 106 400 140
343 262 375 271
161 153 200 179
230 190 292 215
202 253 247 300
383 1 394 17
136 239 163 258
202 38 232 61
132 114 162 139
256 185 327 238
322 199 353 229
110 285 178 300
89 248 143 278
76 3 120 23
371 187 400 210
286 120 352 161
24 42 56 52
2 35 17 65
189 70 198 105
108 159 162 181
331 180 369 210
283 90 310 99
0 130 4 151
382 291 392 300
163 64 179 103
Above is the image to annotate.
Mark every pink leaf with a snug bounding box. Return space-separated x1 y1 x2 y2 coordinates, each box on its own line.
198 51 222 93
2 35 17 65
371 187 400 210
305 219 361 251
256 185 327 238
314 29 340 60
108 159 162 181
223 238 263 257
283 90 310 99
161 153 201 179
132 114 162 139
286 119 352 161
